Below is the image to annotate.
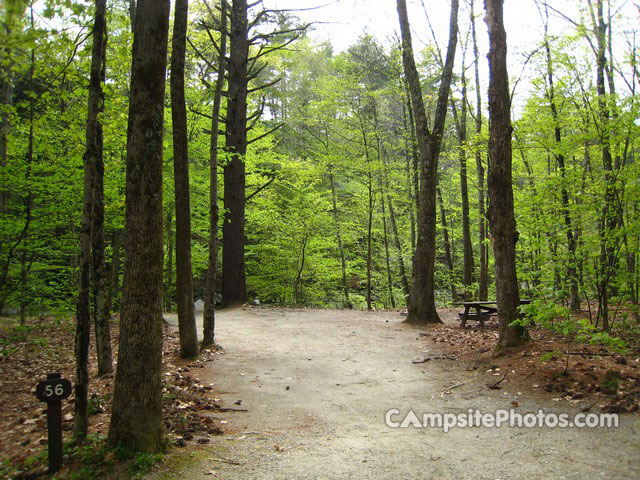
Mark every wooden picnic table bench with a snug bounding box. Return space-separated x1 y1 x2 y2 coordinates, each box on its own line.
456 299 531 328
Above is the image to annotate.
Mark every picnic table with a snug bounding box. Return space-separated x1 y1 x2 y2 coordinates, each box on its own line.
456 299 531 328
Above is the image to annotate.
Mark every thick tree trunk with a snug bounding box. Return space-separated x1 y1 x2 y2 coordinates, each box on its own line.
203 0 227 347
470 0 488 300
108 0 170 452
397 0 458 325
170 0 198 357
485 0 527 349
222 0 249 307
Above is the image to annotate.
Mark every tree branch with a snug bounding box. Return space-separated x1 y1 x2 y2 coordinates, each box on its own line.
247 123 284 145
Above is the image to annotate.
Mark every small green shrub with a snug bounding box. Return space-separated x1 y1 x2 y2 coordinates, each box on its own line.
514 300 628 354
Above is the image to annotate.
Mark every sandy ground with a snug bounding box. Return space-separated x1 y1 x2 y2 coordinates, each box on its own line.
153 307 640 480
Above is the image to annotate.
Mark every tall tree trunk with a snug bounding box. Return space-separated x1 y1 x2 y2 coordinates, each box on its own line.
203 0 227 347
437 188 457 300
358 111 374 311
470 0 488 300
366 174 373 310
108 0 170 452
380 179 395 309
541 7 579 311
170 0 198 357
329 169 352 308
403 80 419 244
592 0 615 331
129 0 136 28
75 0 107 441
397 0 458 325
372 103 394 309
485 0 527 349
0 2 29 314
90 5 108 347
90 1 112 376
450 55 474 300
222 0 249 307
387 194 410 306
382 139 410 306
107 229 122 313
165 207 173 310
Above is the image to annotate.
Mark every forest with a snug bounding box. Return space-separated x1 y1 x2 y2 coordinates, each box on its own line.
0 0 639 468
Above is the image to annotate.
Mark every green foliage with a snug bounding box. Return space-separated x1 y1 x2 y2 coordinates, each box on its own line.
515 300 627 353
0 320 49 359
1 0 638 316
517 299 570 327
540 351 562 363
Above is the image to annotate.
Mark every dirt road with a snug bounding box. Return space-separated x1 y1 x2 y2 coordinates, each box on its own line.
155 307 639 480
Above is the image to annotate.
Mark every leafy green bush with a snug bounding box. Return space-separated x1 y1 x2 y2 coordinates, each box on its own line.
513 300 627 353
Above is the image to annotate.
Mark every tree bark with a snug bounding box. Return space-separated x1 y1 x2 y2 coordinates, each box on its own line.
485 0 528 349
107 229 122 313
90 1 112 376
165 207 173 311
74 0 108 441
450 54 474 300
397 0 458 325
108 0 170 452
203 0 227 347
222 0 249 307
591 0 616 331
170 0 198 357
470 0 488 300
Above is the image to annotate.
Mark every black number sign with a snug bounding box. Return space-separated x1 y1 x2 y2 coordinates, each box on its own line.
35 373 72 474
35 377 72 402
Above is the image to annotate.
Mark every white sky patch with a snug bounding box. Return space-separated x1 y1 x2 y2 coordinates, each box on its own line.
261 0 638 115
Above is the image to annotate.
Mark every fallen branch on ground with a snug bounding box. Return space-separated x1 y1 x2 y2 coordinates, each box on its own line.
441 381 468 397
412 354 457 363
